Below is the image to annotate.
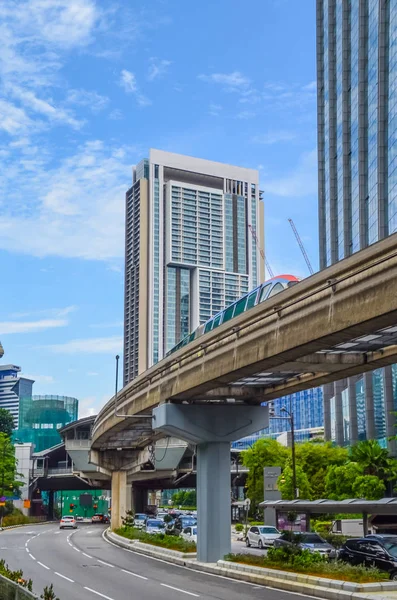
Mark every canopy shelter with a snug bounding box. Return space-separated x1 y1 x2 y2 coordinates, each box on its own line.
259 498 397 536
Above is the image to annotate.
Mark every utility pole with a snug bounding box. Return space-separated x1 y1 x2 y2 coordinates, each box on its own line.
281 406 298 499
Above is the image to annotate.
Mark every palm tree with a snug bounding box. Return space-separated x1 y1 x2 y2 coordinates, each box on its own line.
350 440 395 479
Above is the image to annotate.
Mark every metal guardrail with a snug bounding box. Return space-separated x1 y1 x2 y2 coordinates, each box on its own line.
0 573 38 599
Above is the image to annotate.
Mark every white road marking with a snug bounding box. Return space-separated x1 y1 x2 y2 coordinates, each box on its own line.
84 587 114 600
97 559 114 568
73 547 80 552
121 569 147 580
55 572 74 583
37 562 50 570
29 554 36 561
25 547 29 553
161 583 199 597
82 552 93 559
54 531 60 535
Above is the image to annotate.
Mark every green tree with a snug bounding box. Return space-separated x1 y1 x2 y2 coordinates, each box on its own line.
0 433 23 500
241 439 288 508
0 409 14 438
352 475 386 500
183 490 196 506
325 462 363 499
295 442 349 499
350 440 396 479
277 463 311 500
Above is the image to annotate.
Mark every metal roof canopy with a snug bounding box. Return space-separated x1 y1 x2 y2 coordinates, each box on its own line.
259 498 397 515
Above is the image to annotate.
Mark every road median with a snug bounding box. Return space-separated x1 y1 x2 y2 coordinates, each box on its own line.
105 528 397 600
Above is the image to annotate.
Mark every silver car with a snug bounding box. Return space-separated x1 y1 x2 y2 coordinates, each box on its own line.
274 532 336 558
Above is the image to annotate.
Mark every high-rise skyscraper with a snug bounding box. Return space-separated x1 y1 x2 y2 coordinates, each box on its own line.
0 365 34 425
316 0 397 449
124 149 264 385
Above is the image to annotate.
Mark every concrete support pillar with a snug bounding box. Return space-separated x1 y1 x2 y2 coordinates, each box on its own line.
197 442 231 561
131 486 146 514
323 383 333 441
111 471 130 530
348 376 359 445
384 366 396 457
48 490 54 521
334 380 345 446
153 403 268 563
364 372 375 440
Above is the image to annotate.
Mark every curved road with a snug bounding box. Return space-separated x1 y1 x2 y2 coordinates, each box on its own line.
0 524 313 600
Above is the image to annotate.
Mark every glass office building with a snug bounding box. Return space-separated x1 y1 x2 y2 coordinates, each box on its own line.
232 388 324 449
123 149 264 385
0 365 34 426
317 0 397 451
14 395 78 452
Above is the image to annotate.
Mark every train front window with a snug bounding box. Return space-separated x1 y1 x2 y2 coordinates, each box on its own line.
268 282 284 298
259 284 272 302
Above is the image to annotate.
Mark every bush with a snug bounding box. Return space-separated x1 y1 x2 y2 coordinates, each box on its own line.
115 526 196 553
235 524 244 533
321 533 350 549
224 551 387 583
0 559 33 590
249 521 263 526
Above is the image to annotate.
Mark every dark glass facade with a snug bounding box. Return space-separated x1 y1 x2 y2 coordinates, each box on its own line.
317 0 397 451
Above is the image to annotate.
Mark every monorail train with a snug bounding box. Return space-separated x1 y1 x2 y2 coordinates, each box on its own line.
166 274 300 357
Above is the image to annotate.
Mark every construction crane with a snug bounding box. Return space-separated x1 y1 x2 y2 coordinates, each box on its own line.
248 224 274 278
288 218 314 275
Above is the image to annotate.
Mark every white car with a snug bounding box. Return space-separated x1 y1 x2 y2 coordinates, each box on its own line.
145 519 166 534
181 525 197 544
246 526 281 549
133 513 147 529
156 512 168 521
60 516 77 529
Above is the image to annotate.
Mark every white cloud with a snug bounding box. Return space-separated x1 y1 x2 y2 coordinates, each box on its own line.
236 110 256 120
0 99 34 134
147 57 171 81
21 374 54 384
9 306 76 319
66 89 109 113
263 149 318 197
0 318 68 334
87 371 99 376
120 69 151 106
199 71 250 89
47 336 123 354
8 85 83 129
0 140 139 260
252 130 297 144
109 109 123 120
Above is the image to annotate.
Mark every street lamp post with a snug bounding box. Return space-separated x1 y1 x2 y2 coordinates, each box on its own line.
281 407 298 500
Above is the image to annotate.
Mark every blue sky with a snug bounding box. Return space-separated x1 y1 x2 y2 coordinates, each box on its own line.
0 0 318 417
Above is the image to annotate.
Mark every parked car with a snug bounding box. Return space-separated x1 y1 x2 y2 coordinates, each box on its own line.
246 526 281 549
60 516 77 529
181 525 197 544
339 537 397 579
76 516 84 522
145 519 166 534
156 512 169 521
133 513 148 529
274 532 336 558
91 513 110 524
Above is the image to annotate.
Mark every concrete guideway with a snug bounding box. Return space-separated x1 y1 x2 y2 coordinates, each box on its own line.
0 523 321 600
92 233 397 453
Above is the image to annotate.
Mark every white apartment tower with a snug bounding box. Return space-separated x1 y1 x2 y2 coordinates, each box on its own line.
124 149 264 385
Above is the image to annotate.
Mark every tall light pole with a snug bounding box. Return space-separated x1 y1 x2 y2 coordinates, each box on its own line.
281 406 297 499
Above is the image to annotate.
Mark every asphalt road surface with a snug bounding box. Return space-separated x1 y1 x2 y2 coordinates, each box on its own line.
0 524 311 600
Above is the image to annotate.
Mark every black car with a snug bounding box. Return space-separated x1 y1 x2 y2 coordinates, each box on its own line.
339 537 397 579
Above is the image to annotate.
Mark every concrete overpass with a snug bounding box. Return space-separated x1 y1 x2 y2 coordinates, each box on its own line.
90 234 397 562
